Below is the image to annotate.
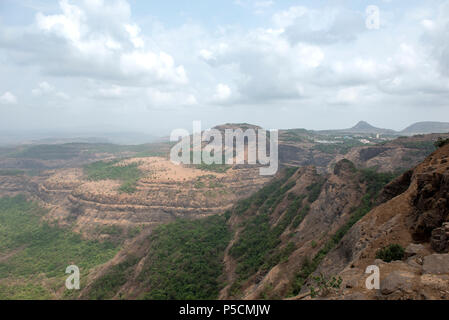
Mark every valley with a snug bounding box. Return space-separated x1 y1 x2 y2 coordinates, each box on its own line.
0 123 448 300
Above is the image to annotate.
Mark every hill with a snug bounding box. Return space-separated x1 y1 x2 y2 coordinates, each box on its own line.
318 121 397 135
401 121 449 135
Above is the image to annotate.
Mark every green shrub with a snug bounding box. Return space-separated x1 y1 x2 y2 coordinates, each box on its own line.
139 215 230 300
434 138 449 149
375 244 405 262
306 180 325 203
0 196 119 294
88 256 139 300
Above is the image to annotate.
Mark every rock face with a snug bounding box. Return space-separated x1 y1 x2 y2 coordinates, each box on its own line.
308 143 449 300
411 173 449 242
431 223 449 253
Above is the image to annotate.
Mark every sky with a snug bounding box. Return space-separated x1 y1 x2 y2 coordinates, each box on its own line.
0 0 448 138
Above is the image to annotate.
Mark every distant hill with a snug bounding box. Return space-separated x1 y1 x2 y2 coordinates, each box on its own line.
319 121 397 135
401 121 449 135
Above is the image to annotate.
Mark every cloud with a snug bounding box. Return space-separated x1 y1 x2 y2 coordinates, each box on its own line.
0 92 18 105
214 84 232 102
32 81 54 95
1 0 449 133
32 81 69 99
329 87 361 105
274 6 366 45
1 0 187 87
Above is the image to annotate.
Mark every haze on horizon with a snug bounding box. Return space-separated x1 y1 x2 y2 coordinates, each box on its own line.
0 0 449 137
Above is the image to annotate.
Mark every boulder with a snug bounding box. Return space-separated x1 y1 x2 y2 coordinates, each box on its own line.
422 254 449 275
380 270 415 295
405 243 426 258
431 227 448 253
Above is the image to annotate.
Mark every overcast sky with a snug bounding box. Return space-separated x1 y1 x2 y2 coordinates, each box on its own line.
0 0 448 136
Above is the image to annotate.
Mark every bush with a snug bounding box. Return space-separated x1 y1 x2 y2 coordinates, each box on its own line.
434 138 449 149
375 244 405 262
306 180 325 203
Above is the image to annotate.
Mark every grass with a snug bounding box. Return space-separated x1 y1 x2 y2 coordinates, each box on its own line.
138 215 231 300
84 160 142 194
0 283 52 300
0 195 120 299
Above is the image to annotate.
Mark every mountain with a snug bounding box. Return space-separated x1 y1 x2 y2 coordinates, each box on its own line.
77 140 449 300
1 123 449 300
319 121 397 135
401 121 449 135
312 141 449 300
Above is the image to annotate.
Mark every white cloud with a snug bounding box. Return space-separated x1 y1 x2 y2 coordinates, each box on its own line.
120 51 188 84
1 0 449 132
0 92 18 105
4 0 187 88
146 88 197 108
32 81 69 99
214 84 232 102
272 6 307 28
330 87 361 105
297 44 324 68
32 81 54 95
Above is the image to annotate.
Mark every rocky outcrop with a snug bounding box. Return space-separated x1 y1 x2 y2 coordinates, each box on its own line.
411 173 449 242
431 223 449 253
303 143 449 300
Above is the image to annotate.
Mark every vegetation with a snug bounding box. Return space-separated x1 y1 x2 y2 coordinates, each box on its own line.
88 256 140 300
0 283 52 300
0 196 119 299
289 168 397 295
434 137 449 149
306 180 325 202
139 215 230 300
229 169 331 293
0 169 25 176
314 140 364 155
399 141 436 154
84 160 142 194
308 274 342 298
9 144 82 160
230 184 311 285
376 244 405 262
234 167 297 216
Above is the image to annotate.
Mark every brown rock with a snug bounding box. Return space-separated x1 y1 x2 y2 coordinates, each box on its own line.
431 227 448 253
422 254 449 275
380 270 415 295
405 243 426 258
